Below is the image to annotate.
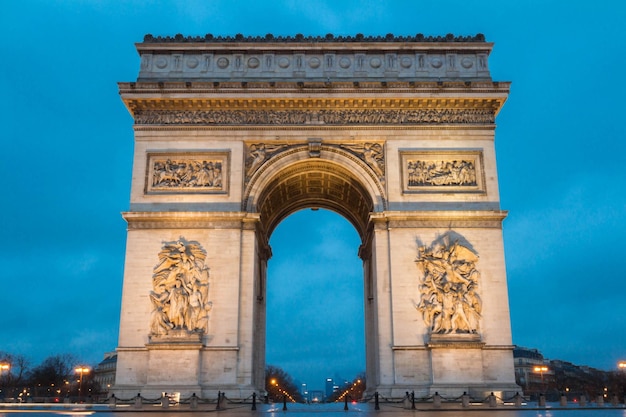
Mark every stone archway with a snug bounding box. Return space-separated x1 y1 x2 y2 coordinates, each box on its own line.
243 149 381 392
114 33 520 400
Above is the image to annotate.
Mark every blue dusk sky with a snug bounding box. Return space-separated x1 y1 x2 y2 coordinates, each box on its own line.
1 1 625 391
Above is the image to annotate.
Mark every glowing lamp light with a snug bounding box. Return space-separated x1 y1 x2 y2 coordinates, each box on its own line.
75 366 90 401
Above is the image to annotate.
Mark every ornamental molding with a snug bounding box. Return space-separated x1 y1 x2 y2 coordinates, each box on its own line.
119 81 509 95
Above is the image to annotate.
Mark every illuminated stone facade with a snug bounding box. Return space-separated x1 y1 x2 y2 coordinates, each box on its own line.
114 33 518 399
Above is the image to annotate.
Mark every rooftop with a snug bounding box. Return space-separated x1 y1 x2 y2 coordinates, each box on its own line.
142 33 487 44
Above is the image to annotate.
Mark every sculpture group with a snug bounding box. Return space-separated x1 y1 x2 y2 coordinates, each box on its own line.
149 238 212 337
416 235 482 335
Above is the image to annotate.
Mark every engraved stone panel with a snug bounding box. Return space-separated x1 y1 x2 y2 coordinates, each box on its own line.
400 150 485 193
145 151 229 194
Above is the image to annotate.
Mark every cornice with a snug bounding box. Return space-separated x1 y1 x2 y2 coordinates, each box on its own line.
119 81 510 119
370 210 507 229
119 80 510 96
123 211 260 229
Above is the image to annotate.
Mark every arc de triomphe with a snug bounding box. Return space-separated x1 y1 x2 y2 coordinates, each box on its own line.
114 33 519 399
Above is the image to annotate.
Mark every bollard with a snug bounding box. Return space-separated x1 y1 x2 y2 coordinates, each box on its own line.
489 392 497 408
191 393 198 409
579 394 587 407
134 393 142 409
538 393 546 407
462 392 470 408
433 392 441 408
514 392 522 407
251 392 256 411
560 394 567 407
161 393 169 409
375 391 380 410
109 394 117 408
282 395 287 411
597 395 604 407
344 395 348 410
403 392 411 409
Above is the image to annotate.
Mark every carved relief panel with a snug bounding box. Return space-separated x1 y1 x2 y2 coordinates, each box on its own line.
149 238 212 339
415 233 482 337
145 151 229 194
400 150 485 193
244 141 386 186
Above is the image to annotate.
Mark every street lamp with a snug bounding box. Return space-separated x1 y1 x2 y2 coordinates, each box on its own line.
618 361 626 371
0 363 10 397
533 365 548 393
0 363 10 376
75 367 90 402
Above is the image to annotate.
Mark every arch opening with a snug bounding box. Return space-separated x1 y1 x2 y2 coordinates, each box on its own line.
252 157 378 396
266 209 365 394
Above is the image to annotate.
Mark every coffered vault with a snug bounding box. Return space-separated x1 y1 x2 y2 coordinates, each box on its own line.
114 33 519 400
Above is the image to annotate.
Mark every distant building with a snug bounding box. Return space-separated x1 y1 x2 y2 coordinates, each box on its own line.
513 346 553 395
309 390 324 403
325 378 334 398
93 352 117 393
300 383 309 402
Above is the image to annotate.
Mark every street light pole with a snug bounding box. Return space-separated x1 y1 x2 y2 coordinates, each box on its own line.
0 363 10 397
533 365 548 394
75 367 90 403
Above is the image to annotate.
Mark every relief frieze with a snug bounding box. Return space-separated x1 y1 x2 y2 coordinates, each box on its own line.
401 150 484 193
133 108 495 125
146 152 229 194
